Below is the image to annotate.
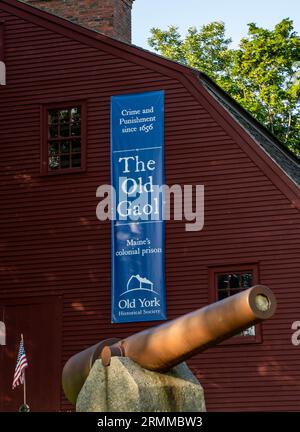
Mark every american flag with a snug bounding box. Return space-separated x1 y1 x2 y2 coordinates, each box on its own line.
12 337 28 389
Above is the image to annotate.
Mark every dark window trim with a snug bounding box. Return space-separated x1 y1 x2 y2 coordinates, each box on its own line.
40 100 87 175
208 263 262 345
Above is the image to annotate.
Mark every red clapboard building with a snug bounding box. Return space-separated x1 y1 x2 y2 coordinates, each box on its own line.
1 0 300 412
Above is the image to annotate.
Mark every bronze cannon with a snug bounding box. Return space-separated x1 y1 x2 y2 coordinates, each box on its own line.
62 285 276 405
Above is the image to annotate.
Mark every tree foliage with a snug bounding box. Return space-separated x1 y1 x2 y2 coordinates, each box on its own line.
149 19 300 156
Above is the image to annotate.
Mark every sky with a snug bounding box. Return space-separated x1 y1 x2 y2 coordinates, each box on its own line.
132 0 300 50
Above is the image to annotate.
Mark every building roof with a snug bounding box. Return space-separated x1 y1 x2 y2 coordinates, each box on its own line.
199 74 300 187
2 0 300 198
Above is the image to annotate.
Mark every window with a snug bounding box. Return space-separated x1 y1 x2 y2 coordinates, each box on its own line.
41 102 86 174
209 264 262 344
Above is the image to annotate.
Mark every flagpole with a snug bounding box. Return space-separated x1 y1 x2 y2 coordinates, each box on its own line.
21 333 26 406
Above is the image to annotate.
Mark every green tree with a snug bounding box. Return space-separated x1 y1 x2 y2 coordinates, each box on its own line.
149 22 234 84
149 19 300 156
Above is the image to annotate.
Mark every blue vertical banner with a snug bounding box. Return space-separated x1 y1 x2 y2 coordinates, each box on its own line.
111 90 166 323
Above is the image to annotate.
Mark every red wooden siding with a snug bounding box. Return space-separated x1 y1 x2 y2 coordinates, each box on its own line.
0 2 300 412
0 297 62 412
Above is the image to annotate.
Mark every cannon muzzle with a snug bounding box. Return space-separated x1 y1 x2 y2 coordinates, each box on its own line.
62 285 276 405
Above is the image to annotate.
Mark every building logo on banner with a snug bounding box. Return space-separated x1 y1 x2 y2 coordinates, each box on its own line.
110 90 166 323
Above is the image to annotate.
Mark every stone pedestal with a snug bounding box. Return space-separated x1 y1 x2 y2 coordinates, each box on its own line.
76 357 206 412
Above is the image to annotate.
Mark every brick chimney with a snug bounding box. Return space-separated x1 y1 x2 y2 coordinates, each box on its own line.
24 0 135 44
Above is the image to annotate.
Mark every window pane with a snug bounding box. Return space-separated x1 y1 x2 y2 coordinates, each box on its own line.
229 274 240 289
49 141 59 155
71 107 81 122
59 109 70 123
242 326 255 337
242 272 252 288
72 139 81 153
48 110 58 124
49 124 58 138
218 290 229 300
72 154 81 168
60 140 70 154
60 155 70 168
217 274 228 290
71 122 81 136
60 123 70 137
230 288 240 296
49 155 60 170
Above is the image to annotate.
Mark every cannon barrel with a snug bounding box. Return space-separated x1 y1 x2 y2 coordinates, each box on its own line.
62 285 276 405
